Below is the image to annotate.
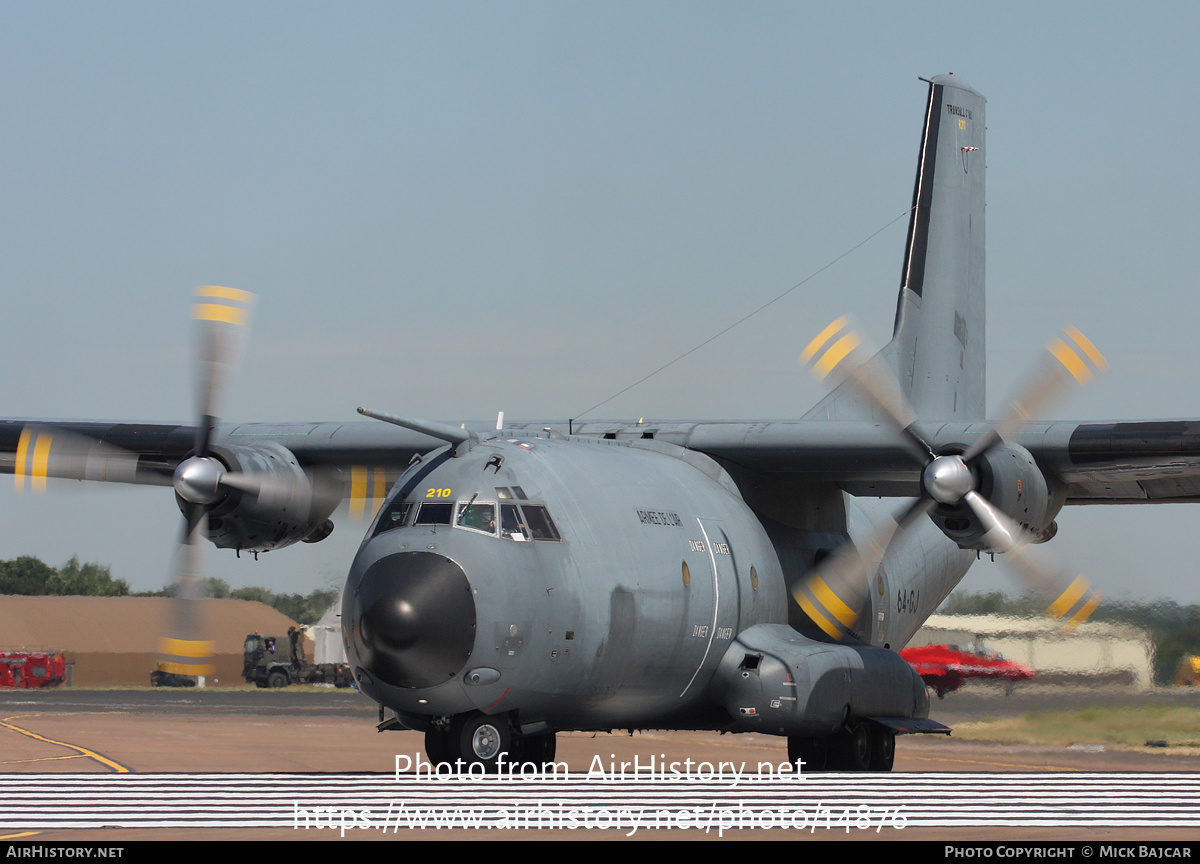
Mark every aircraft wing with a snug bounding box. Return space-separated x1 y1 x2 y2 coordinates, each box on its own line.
554 417 1200 504
1017 419 1200 504
0 419 445 489
3 416 1199 506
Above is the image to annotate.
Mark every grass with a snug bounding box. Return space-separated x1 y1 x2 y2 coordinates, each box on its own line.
953 702 1200 750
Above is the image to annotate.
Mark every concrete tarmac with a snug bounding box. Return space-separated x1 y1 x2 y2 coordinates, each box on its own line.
1 686 1198 842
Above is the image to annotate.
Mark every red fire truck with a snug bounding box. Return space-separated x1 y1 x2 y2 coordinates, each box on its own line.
0 652 66 688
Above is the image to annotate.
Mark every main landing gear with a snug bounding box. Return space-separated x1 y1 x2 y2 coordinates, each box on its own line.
424 710 557 773
788 720 895 772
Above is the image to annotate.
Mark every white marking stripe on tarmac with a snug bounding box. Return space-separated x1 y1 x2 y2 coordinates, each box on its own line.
1 773 1198 829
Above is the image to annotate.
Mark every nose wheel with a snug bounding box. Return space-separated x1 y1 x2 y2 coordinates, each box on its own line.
424 712 557 773
457 713 509 764
423 712 514 772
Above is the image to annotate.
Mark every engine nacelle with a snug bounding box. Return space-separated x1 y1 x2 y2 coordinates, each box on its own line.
709 624 928 737
929 442 1064 551
179 442 339 552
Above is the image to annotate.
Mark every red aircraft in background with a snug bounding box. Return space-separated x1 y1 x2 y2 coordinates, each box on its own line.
900 644 1035 698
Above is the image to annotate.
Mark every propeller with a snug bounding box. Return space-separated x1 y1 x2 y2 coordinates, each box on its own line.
13 287 356 674
157 504 215 676
795 317 1105 640
13 287 256 676
157 286 256 678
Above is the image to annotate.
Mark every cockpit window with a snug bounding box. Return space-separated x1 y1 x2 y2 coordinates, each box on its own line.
496 487 513 500
501 503 526 540
413 502 453 525
456 502 496 535
498 502 561 541
371 498 412 537
521 505 561 541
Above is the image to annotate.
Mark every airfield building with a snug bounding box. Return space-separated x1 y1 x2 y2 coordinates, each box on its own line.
0 596 306 686
913 613 1154 690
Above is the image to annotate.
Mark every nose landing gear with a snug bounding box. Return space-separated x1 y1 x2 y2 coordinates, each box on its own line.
423 711 557 773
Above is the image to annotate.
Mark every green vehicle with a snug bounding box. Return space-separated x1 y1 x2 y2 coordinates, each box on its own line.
243 627 352 688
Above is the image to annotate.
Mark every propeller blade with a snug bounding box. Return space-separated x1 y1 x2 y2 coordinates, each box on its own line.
192 286 255 455
219 464 344 516
157 506 215 678
12 424 172 490
793 497 934 639
1004 543 1103 634
345 464 392 521
957 489 1104 631
157 287 255 680
960 490 1025 554
801 316 934 463
965 326 1106 461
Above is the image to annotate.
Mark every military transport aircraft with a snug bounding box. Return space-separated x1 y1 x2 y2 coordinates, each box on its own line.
4 73 1199 772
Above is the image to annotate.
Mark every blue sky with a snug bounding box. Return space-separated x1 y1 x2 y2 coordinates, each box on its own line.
2 2 1199 602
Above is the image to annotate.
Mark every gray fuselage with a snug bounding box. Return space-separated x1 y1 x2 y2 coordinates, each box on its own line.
344 433 788 733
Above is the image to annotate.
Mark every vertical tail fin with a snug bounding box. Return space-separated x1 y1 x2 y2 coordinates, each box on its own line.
805 74 986 422
893 74 986 421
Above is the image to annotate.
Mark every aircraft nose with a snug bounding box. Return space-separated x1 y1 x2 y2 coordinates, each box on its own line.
352 551 476 689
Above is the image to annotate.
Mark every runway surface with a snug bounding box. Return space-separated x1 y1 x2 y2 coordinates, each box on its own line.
2 686 1199 841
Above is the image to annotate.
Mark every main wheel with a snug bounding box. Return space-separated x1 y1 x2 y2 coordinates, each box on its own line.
868 725 895 772
829 721 872 771
449 712 513 773
786 736 828 773
267 670 288 688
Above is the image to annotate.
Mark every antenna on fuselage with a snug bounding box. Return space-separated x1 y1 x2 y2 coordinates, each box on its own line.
357 407 478 453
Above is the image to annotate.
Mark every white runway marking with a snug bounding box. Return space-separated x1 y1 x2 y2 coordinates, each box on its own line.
2 773 1199 831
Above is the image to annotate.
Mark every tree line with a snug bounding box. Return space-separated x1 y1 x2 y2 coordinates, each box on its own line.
0 556 337 625
8 555 1199 675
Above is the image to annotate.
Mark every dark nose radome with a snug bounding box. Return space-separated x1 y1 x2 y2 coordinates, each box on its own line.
353 551 475 689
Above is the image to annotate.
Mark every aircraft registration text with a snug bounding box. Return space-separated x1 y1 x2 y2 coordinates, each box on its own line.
637 510 682 527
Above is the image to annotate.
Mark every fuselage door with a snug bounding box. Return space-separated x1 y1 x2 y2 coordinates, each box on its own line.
680 518 741 697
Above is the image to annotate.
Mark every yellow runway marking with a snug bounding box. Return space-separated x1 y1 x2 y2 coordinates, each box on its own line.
0 753 87 766
0 832 42 840
0 717 132 774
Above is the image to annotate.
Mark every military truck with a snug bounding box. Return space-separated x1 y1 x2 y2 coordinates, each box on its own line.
242 627 352 688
